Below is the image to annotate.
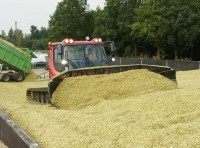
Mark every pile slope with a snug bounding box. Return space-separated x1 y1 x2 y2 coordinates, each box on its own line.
52 69 177 109
23 69 37 82
0 70 199 147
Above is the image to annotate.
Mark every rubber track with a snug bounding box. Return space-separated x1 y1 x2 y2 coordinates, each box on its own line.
26 87 50 103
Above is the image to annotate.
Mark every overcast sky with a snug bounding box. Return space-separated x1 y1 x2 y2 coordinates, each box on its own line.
0 0 105 34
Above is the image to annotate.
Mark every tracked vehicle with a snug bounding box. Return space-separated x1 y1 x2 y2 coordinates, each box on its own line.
26 38 176 103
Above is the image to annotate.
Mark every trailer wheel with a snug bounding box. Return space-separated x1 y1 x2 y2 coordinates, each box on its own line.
14 73 25 82
2 74 11 82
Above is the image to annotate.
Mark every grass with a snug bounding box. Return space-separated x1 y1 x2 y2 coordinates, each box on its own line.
0 69 199 148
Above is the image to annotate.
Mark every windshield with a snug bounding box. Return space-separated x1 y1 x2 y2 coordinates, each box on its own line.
63 45 108 70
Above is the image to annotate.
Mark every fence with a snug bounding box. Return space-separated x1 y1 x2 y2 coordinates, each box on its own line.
112 57 200 71
36 71 49 80
31 57 199 71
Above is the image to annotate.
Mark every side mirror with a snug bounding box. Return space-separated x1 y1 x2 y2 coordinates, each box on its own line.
110 42 115 52
104 41 116 53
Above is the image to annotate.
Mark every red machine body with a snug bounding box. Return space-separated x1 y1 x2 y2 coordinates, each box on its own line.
48 38 106 79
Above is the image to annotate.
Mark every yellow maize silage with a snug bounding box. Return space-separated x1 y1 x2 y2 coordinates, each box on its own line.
0 70 199 147
23 69 37 82
52 69 177 109
176 70 200 89
0 140 7 148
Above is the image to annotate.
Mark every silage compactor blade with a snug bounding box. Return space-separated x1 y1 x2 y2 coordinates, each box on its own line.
26 64 176 104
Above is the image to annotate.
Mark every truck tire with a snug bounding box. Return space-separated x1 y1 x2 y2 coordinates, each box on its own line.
14 73 25 82
2 74 11 82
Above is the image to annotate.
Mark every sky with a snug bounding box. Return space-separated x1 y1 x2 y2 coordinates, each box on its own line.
0 0 105 35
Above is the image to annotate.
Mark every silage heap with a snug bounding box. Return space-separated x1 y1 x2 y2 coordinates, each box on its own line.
0 70 200 147
52 69 177 110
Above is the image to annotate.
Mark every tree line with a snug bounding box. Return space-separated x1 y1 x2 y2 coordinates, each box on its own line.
1 0 200 60
0 25 48 50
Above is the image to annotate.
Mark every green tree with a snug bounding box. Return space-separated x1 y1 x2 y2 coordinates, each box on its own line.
7 28 15 43
31 39 48 50
192 34 200 61
30 25 40 39
23 34 33 49
40 27 48 39
1 30 6 38
8 28 14 39
13 29 24 47
165 0 200 60
83 10 95 38
93 0 138 56
131 0 168 58
49 0 88 41
131 0 200 59
92 8 107 38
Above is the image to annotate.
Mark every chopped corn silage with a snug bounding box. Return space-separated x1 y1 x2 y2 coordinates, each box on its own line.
0 140 7 148
52 69 177 109
23 69 37 82
0 70 199 148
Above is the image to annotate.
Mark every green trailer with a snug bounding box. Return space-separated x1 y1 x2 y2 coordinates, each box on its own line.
0 38 35 82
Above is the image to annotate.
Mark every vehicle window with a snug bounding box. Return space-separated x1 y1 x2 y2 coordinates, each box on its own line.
53 46 62 72
63 44 108 70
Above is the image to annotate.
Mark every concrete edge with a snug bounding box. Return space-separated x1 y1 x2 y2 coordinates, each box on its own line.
0 111 39 148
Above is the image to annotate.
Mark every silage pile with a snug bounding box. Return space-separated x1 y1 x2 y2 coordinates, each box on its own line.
0 140 7 148
0 70 200 147
23 69 37 82
52 69 177 109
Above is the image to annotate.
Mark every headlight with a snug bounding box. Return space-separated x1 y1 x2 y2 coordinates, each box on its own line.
112 58 115 62
64 38 73 44
93 38 103 42
61 60 68 65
